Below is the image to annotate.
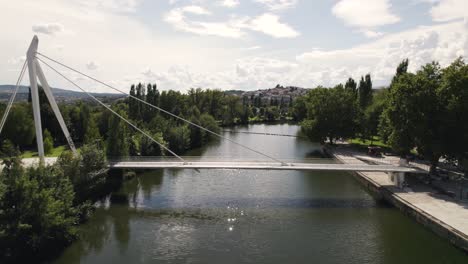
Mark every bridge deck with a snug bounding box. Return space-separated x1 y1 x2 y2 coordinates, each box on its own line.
109 161 425 173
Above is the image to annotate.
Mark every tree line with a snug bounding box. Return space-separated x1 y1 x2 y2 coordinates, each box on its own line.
298 57 468 173
0 84 299 158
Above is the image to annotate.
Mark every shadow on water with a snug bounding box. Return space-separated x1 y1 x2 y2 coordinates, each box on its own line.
53 171 166 264
52 209 112 264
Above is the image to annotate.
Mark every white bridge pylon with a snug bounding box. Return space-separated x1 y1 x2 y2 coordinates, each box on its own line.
26 36 77 161
0 36 78 163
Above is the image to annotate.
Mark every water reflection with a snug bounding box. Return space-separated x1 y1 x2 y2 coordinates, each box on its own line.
138 170 164 199
53 209 112 264
53 124 468 264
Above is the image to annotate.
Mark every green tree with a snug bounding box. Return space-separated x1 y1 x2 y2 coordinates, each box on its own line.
379 59 410 142
345 77 357 97
68 102 90 143
140 132 165 156
264 106 280 121
43 129 54 155
199 114 220 142
239 105 252 124
37 88 65 144
0 140 20 168
1 103 35 147
106 109 129 157
166 125 190 154
56 143 108 205
129 84 136 119
291 96 307 121
189 115 203 148
380 73 417 155
358 74 373 109
413 62 443 171
381 61 444 171
391 59 409 87
438 58 468 165
84 115 101 144
301 86 359 144
0 155 78 262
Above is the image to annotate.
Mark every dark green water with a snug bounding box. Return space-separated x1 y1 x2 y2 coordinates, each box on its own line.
53 124 467 264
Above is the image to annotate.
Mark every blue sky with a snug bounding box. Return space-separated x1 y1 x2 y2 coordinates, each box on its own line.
1 0 468 92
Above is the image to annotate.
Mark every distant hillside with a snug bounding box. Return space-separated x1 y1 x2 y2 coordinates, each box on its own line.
223 90 244 96
242 86 309 98
0 85 125 103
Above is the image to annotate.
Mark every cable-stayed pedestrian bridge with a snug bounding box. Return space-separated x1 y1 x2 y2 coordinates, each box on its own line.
0 36 425 175
107 157 425 173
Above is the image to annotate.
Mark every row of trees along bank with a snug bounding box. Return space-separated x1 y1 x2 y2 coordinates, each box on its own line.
298 57 468 173
0 84 302 159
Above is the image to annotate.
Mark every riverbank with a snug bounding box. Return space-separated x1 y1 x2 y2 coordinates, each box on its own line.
329 145 468 253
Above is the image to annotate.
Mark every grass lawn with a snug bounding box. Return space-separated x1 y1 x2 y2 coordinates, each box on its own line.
21 145 69 158
348 136 391 149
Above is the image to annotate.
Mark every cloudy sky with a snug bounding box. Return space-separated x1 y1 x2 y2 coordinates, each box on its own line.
1 0 468 92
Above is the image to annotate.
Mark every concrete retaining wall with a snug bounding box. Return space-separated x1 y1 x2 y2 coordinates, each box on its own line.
353 169 468 253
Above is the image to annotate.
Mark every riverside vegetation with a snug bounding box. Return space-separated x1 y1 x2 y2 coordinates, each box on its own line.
298 58 468 174
0 85 298 158
0 141 108 263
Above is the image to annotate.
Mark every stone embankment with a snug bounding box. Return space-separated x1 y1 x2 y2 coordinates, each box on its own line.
330 147 468 253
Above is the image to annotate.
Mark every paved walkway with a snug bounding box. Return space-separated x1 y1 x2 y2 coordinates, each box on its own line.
0 157 57 170
109 160 424 172
22 157 57 167
333 148 468 246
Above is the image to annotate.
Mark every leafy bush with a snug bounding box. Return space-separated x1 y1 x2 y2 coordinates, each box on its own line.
0 157 78 263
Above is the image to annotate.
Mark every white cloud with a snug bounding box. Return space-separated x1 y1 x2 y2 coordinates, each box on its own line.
254 0 298 11
142 68 157 78
76 0 142 13
164 6 245 38
7 56 26 65
32 22 65 35
429 0 468 21
55 44 65 51
248 13 300 38
181 5 211 15
361 29 384 38
244 45 262 50
86 61 99 70
164 6 299 38
218 0 240 8
0 0 243 92
2 0 468 93
137 20 468 91
332 0 400 37
297 21 468 86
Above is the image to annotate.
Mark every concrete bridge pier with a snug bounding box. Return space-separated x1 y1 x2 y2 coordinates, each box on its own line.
389 158 409 188
390 172 406 188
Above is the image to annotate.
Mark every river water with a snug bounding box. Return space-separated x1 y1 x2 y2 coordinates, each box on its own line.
53 124 467 264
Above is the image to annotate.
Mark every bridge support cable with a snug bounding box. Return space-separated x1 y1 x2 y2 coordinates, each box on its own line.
36 57 187 163
35 52 288 166
0 60 27 136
